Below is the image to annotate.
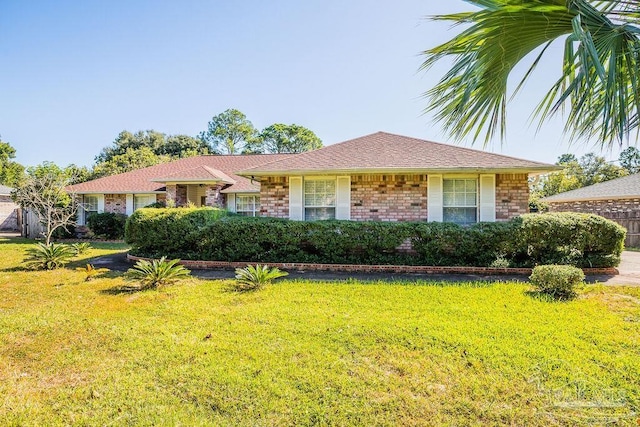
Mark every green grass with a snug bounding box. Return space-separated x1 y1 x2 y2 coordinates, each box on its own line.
1 236 639 425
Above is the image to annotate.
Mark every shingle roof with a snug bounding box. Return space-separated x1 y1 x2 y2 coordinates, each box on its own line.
151 165 236 184
238 131 558 176
0 184 14 195
542 173 640 202
67 154 294 194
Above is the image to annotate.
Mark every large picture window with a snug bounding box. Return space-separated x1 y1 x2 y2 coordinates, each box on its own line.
304 179 335 221
236 195 259 217
134 195 156 211
443 179 477 225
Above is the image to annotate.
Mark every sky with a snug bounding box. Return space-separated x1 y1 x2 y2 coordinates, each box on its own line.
0 0 631 169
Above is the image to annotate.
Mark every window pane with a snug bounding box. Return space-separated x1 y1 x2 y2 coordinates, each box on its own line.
466 180 477 192
443 207 477 225
305 207 335 221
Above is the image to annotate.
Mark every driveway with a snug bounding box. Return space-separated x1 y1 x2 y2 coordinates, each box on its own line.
594 250 640 286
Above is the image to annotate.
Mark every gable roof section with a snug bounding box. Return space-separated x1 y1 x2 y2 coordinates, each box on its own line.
67 154 294 194
238 132 558 176
151 165 236 184
542 173 640 202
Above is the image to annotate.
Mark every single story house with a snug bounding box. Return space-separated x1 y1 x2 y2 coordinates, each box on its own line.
543 173 640 246
0 184 20 232
68 132 558 225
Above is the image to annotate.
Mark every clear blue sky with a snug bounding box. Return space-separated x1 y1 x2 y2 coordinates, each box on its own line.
0 0 628 168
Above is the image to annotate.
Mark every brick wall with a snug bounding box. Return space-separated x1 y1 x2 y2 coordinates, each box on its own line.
547 198 640 214
351 174 428 221
495 173 529 221
260 177 289 218
205 184 225 208
104 194 126 215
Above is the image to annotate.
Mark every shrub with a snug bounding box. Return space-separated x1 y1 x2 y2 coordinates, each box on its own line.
233 265 288 291
71 242 91 256
124 210 626 268
529 265 585 300
25 242 75 270
87 212 127 240
125 207 229 257
75 263 104 281
125 257 191 289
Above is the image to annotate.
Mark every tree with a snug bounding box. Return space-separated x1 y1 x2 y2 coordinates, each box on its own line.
534 153 628 197
95 130 167 164
257 124 323 154
92 147 170 179
0 138 25 187
13 162 79 245
157 134 210 158
619 147 640 174
421 1 640 147
198 109 258 154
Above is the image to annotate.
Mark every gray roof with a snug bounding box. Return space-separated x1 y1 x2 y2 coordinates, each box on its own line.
543 173 640 202
0 184 14 195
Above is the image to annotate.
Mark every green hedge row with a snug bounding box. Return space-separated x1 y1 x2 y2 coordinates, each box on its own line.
125 209 626 268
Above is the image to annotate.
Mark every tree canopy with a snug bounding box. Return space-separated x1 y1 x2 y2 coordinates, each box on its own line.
256 124 323 154
198 109 258 155
619 146 640 174
0 138 25 187
422 0 640 148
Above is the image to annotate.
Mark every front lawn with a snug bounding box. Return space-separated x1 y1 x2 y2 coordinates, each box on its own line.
0 237 638 425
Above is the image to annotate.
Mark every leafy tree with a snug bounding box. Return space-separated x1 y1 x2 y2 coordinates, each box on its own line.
421 0 640 147
92 147 170 179
158 134 210 158
0 138 25 187
619 147 640 174
534 153 628 198
65 164 93 185
13 162 79 245
198 109 258 154
96 130 167 164
257 124 323 154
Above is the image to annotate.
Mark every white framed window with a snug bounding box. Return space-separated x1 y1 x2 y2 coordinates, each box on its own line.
134 194 156 211
236 195 260 217
304 178 336 221
84 195 98 223
443 178 477 225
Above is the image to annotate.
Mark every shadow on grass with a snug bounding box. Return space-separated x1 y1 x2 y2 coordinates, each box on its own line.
0 236 35 245
100 284 149 295
524 290 576 302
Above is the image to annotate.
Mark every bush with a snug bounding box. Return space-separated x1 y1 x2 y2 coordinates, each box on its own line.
25 242 76 270
233 265 288 291
87 212 127 240
125 207 229 257
529 265 585 300
125 210 626 268
125 257 191 289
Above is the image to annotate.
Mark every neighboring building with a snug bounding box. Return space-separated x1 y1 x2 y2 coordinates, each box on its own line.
0 185 20 232
543 173 640 247
68 132 558 225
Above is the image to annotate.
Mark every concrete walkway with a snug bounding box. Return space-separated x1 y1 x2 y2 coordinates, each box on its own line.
93 250 640 286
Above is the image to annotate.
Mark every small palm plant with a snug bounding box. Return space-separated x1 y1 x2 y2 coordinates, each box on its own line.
125 257 191 289
75 263 105 281
25 242 76 270
234 264 288 291
71 242 91 256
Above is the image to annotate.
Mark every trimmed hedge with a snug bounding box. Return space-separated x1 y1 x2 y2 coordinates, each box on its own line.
87 212 127 239
529 265 585 300
125 210 626 268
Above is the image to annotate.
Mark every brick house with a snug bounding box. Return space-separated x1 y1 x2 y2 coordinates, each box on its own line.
68 132 557 225
0 184 20 232
543 173 640 246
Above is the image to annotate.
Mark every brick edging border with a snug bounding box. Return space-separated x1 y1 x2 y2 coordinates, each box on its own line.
126 254 619 276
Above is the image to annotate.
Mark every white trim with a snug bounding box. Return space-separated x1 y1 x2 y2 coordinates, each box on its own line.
226 193 236 212
96 194 105 213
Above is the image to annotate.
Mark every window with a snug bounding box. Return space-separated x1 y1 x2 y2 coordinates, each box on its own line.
236 195 259 217
134 195 156 211
84 195 98 223
443 179 477 225
304 179 335 221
